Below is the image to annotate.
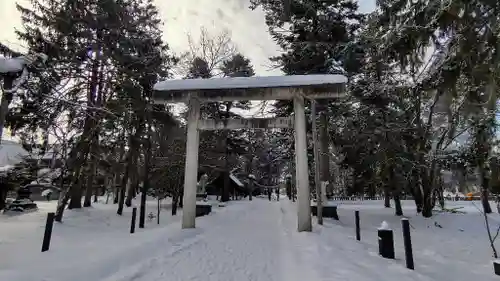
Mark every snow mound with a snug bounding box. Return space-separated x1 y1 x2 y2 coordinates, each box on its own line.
0 56 24 73
379 220 390 230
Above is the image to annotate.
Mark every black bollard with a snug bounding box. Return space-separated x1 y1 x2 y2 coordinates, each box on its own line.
41 212 55 252
157 199 160 225
378 223 395 259
494 261 500 275
130 207 137 234
355 210 361 241
401 218 414 270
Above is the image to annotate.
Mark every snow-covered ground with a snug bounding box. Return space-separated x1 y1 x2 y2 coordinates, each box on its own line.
332 199 500 280
0 197 498 280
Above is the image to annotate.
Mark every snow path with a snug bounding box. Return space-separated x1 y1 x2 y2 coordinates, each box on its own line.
106 199 307 281
104 199 434 281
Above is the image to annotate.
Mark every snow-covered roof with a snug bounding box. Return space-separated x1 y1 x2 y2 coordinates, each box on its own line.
0 53 48 74
0 56 24 73
0 140 29 167
153 75 347 102
154 75 347 91
0 165 15 173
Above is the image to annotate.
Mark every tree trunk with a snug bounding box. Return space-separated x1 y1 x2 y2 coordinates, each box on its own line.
457 168 467 193
481 167 493 213
421 169 434 218
125 157 139 207
68 37 103 210
0 186 7 210
319 112 331 196
68 177 85 209
118 122 144 214
413 189 423 213
221 103 231 202
113 183 119 204
222 172 230 202
124 119 144 207
384 186 391 208
172 193 179 215
179 191 184 208
394 193 403 216
421 169 434 217
157 198 160 224
389 167 403 216
117 177 129 215
67 139 93 211
139 119 153 228
422 193 433 217
221 148 231 202
55 191 70 222
83 175 94 207
83 137 99 207
113 137 126 205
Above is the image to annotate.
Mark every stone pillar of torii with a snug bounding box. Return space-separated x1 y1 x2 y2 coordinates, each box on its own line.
152 75 347 232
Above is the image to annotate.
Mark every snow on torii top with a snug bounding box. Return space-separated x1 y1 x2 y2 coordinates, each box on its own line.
152 74 347 103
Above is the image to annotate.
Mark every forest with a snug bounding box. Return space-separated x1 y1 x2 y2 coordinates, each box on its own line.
0 0 499 221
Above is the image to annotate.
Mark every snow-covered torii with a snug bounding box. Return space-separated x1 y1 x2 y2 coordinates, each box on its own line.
152 74 347 232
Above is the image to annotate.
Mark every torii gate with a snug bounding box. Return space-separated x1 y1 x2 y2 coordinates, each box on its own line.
152 74 347 232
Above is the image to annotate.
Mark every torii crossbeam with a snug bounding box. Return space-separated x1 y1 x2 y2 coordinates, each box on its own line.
152 74 347 232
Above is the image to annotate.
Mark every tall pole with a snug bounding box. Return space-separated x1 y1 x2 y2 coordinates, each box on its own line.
139 103 152 228
182 96 200 229
293 93 311 232
311 100 323 225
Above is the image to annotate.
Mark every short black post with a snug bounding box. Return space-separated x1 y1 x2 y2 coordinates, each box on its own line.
355 210 361 241
494 260 500 275
401 218 414 270
41 212 55 252
130 207 137 234
378 223 395 259
157 199 160 225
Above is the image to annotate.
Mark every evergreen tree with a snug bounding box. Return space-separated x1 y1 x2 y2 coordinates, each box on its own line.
15 0 175 221
366 0 500 215
251 0 364 114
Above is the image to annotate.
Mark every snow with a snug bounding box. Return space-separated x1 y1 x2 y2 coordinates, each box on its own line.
229 173 244 187
0 164 15 173
0 140 29 166
153 74 348 91
37 168 52 177
41 189 54 196
0 198 499 281
0 56 24 73
379 220 390 230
